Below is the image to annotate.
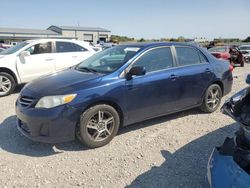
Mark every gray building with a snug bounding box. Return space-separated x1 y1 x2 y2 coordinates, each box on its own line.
0 25 111 44
48 25 111 43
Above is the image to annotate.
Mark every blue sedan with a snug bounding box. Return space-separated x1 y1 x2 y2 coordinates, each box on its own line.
16 42 233 148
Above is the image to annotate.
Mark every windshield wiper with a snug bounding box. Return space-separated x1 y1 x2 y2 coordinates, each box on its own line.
76 67 98 74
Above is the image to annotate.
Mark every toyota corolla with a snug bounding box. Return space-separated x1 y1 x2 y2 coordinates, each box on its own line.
16 43 233 148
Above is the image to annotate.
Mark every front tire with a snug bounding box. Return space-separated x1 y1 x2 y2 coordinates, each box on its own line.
0 72 16 97
77 104 120 148
200 84 222 113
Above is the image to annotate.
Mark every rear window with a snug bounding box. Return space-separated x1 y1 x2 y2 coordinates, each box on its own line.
208 47 227 52
56 42 87 53
175 47 202 66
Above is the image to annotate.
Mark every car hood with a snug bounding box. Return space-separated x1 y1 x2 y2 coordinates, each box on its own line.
25 69 103 96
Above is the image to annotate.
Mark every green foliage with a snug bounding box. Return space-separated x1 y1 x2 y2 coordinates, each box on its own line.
110 35 134 43
137 38 146 42
160 38 170 42
177 36 185 42
243 37 250 42
214 38 240 43
168 37 182 42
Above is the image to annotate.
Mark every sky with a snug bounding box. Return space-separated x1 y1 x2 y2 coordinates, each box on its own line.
0 0 250 40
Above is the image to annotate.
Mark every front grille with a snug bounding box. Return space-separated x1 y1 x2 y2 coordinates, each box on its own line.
19 96 35 107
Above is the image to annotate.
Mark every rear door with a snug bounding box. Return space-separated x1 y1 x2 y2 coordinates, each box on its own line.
54 41 92 71
172 46 214 110
16 41 55 82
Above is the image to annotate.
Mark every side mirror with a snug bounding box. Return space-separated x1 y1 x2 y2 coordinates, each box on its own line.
19 51 30 63
20 51 30 58
246 74 250 84
126 66 146 80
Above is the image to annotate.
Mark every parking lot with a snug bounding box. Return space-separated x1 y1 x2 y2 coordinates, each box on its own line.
0 64 249 187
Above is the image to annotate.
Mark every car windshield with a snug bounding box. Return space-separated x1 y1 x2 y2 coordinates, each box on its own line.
239 46 250 51
208 47 227 52
76 45 141 74
0 42 28 55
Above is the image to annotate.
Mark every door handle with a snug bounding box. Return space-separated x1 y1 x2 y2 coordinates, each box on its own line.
45 58 54 61
205 68 211 73
72 56 78 58
170 74 178 80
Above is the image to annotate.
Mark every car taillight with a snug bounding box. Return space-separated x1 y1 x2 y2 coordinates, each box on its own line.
229 64 234 72
213 53 221 58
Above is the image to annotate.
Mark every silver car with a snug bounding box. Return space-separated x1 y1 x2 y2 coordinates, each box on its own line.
239 45 250 63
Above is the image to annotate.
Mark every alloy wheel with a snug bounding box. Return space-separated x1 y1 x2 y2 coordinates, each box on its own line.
207 87 221 110
86 110 115 142
0 75 11 95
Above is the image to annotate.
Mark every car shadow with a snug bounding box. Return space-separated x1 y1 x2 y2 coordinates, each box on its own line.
0 108 230 160
0 108 202 157
0 116 88 157
119 108 203 135
13 84 25 94
126 122 238 188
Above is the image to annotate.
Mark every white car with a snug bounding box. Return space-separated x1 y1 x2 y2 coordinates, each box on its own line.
0 48 5 53
0 39 96 96
239 45 250 63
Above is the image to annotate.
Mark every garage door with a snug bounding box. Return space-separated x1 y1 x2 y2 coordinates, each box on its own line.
83 34 93 42
99 34 108 42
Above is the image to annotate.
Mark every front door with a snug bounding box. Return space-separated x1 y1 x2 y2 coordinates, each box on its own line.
16 41 56 83
124 46 179 124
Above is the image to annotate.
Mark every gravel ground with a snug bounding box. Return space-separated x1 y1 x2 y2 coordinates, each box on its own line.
0 64 249 188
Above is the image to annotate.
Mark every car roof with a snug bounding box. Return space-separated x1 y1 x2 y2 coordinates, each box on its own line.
118 42 199 49
25 38 88 44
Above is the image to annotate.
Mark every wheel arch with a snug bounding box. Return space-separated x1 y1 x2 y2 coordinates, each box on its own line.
0 67 18 84
211 80 224 95
200 80 224 105
82 100 124 126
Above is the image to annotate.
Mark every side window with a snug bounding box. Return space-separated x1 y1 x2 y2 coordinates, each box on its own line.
175 47 201 66
199 52 208 63
133 47 173 73
27 42 52 55
74 43 88 52
56 42 87 53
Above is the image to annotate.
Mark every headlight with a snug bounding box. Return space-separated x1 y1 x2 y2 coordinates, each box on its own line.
35 94 77 109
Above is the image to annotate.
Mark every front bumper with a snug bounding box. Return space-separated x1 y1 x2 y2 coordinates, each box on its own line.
16 102 82 143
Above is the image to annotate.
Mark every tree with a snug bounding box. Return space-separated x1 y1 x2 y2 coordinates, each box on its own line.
243 37 250 42
110 35 134 43
177 36 185 42
138 38 146 42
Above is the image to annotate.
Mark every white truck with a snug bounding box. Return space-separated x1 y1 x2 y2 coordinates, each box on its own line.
0 39 96 97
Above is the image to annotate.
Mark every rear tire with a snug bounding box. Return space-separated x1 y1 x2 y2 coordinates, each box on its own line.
77 104 120 148
0 72 16 97
200 84 222 113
